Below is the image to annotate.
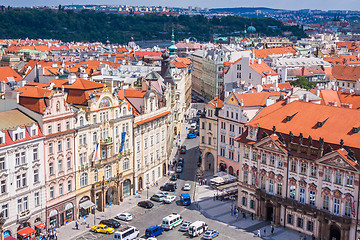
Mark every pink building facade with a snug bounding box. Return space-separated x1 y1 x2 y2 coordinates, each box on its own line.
42 91 76 228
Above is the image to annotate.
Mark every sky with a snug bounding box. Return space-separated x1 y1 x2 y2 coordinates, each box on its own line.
4 0 360 11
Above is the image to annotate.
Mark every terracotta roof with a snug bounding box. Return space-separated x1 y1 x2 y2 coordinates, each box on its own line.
25 82 49 88
235 91 284 107
0 66 22 82
338 91 360 109
48 79 69 88
118 88 147 99
134 51 163 58
262 82 292 90
64 78 103 90
249 60 278 77
66 89 95 106
206 96 224 108
249 100 360 149
16 86 51 98
332 65 360 81
135 111 170 125
254 47 296 59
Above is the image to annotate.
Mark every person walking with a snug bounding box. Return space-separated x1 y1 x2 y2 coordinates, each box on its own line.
75 221 79 230
271 225 274 234
263 228 266 237
230 205 233 215
251 213 254 220
236 212 239 221
257 229 261 237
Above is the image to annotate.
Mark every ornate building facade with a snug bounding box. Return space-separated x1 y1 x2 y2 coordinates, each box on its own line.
237 100 360 240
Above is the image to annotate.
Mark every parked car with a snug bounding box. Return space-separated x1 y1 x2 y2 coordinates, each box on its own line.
170 174 178 181
203 230 219 239
178 161 184 167
183 183 191 191
99 219 121 229
91 224 115 234
178 158 184 164
187 132 197 139
180 221 192 232
115 212 133 221
176 166 183 173
145 225 163 238
180 146 186 154
138 201 154 209
163 195 176 204
151 194 165 202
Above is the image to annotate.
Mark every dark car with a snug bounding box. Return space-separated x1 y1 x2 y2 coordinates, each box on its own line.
137 201 154 209
99 219 121 229
160 183 176 192
179 158 184 163
170 175 178 181
178 161 184 167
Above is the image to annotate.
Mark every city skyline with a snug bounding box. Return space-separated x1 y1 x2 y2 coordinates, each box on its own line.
4 0 360 11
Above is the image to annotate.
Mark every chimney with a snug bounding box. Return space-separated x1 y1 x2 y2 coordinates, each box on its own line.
315 89 320 97
304 93 309 102
287 95 299 104
68 73 77 85
258 59 261 64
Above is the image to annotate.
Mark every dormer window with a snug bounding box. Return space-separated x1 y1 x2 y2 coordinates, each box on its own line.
0 136 3 144
79 116 84 126
48 126 52 134
32 129 37 136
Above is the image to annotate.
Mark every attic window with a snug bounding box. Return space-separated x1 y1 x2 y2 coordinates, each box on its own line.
286 112 297 121
317 118 328 128
353 127 360 133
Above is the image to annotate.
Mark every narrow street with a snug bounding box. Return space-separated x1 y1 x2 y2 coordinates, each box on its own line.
73 117 257 240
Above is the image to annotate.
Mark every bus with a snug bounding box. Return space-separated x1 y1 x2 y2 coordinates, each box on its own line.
188 221 208 237
161 213 183 230
180 193 191 206
113 226 139 240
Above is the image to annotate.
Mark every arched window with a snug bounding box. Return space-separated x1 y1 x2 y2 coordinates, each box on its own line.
80 173 88 187
79 116 84 126
123 158 130 171
104 165 112 180
123 107 126 116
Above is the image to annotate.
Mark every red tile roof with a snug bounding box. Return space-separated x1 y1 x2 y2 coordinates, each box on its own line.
332 65 360 81
248 100 360 149
64 78 103 90
206 96 224 108
254 47 296 59
135 111 170 125
235 91 284 107
249 60 278 77
0 66 22 82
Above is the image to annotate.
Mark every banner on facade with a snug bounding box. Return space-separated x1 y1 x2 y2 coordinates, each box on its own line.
119 132 126 153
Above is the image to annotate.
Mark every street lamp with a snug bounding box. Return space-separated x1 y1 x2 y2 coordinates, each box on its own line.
92 206 96 226
146 182 150 199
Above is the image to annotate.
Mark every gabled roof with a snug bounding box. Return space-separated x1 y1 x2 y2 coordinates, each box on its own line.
254 47 296 59
249 60 278 77
332 65 360 81
0 109 37 131
262 82 292 90
64 78 103 90
206 96 224 108
16 86 51 98
235 92 284 107
0 66 22 82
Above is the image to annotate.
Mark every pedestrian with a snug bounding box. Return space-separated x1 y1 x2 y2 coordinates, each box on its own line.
312 234 315 240
257 229 261 237
243 212 246 219
251 213 254 220
230 205 233 215
236 212 239 221
75 221 79 230
271 225 274 234
263 228 266 237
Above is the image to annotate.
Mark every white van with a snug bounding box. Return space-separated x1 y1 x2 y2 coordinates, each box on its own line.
161 213 183 230
188 221 208 237
113 226 139 240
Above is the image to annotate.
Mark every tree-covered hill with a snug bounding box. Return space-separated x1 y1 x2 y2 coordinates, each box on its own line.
0 8 306 43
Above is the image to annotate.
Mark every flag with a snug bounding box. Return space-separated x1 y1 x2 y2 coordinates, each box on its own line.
119 132 126 153
351 195 355 216
92 143 99 162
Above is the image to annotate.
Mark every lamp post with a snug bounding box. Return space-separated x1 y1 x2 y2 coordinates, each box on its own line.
92 206 96 226
146 182 150 199
0 212 6 240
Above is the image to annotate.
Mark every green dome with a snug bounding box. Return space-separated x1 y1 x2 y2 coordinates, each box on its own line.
247 26 256 32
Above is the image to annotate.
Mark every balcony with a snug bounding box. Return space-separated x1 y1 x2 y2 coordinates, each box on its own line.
100 137 113 146
18 209 30 220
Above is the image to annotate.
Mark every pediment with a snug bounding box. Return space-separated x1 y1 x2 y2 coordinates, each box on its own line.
318 152 358 171
254 136 287 154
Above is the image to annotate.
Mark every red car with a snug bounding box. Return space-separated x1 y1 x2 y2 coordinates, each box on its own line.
180 146 186 154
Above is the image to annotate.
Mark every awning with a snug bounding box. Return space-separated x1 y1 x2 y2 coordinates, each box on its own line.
79 200 95 209
35 223 46 229
17 227 36 238
5 236 17 240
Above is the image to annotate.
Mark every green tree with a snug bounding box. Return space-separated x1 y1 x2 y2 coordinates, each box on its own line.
290 76 317 90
